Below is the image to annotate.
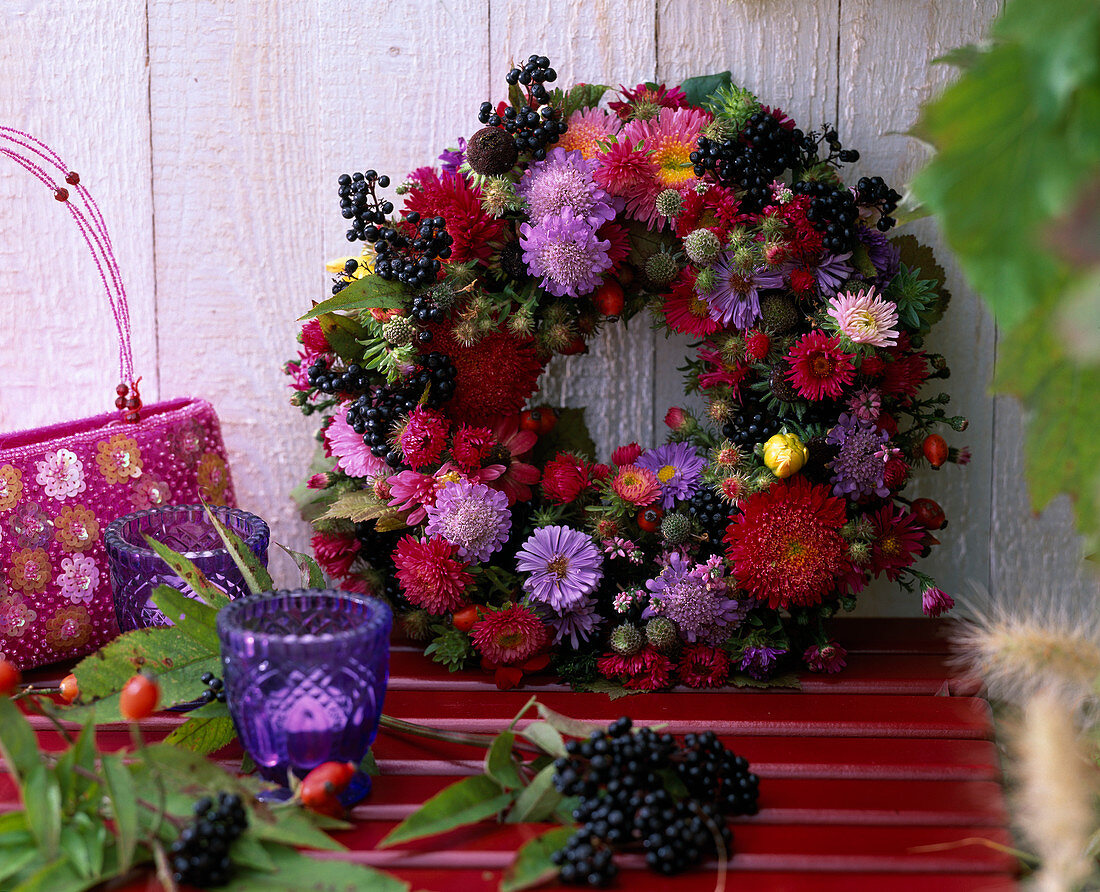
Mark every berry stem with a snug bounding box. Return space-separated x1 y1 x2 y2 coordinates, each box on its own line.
380 713 542 754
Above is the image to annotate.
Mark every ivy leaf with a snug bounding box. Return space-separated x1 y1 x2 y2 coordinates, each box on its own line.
678 71 732 107
298 274 407 320
500 825 575 892
163 714 237 755
150 585 219 651
506 764 562 824
99 754 138 873
276 544 326 588
203 504 274 595
485 731 524 790
378 775 515 848
0 697 41 787
142 534 230 610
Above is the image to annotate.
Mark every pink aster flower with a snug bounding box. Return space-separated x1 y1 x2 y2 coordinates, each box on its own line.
424 479 511 562
519 207 613 298
786 330 857 401
593 138 659 200
847 387 883 423
517 147 616 226
621 106 711 228
311 531 359 580
470 604 550 665
387 469 440 525
804 641 848 673
610 465 661 507
921 586 955 618
677 644 730 689
827 287 900 347
557 106 623 159
393 535 472 614
325 405 388 479
612 442 643 467
609 82 689 119
487 415 540 505
400 406 451 470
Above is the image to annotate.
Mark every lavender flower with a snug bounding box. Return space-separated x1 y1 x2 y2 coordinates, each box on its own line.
538 596 602 648
826 413 891 500
516 525 604 612
519 207 613 298
858 225 900 284
516 147 616 226
813 252 854 296
439 137 467 175
740 644 787 680
699 253 784 328
636 442 706 509
424 479 511 562
644 553 748 645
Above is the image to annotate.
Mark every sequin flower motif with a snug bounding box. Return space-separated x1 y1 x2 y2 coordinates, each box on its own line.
10 502 53 548
8 548 51 594
515 525 604 612
131 476 173 511
57 554 100 605
36 448 87 500
0 590 37 639
0 465 23 512
54 505 100 552
95 435 142 486
197 452 230 505
424 479 511 563
45 605 92 653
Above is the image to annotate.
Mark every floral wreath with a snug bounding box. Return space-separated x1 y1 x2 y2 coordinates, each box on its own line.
287 56 969 692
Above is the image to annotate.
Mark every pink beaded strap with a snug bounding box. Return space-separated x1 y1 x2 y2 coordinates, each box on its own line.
0 127 142 422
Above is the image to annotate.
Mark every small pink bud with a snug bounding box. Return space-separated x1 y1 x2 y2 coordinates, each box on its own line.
307 473 331 489
664 406 688 432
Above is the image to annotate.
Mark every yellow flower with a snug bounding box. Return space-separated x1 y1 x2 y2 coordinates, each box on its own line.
0 465 22 512
96 434 143 485
763 433 808 479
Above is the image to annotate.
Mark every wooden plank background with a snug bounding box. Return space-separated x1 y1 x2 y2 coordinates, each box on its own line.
2 0 1091 614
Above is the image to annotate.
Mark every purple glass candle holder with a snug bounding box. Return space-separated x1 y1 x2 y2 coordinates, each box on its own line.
217 588 392 802
105 505 269 632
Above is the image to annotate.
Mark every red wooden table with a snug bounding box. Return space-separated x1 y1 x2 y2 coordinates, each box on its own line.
11 619 1019 891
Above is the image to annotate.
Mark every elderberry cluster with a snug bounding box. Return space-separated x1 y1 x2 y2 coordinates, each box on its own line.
855 175 902 232
198 672 226 705
688 486 732 552
338 170 392 242
168 792 248 887
792 180 861 253
331 258 360 296
307 357 373 396
478 55 566 162
722 393 781 449
370 213 452 287
550 717 759 886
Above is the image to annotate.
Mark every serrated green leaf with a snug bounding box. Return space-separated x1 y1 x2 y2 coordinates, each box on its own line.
222 842 408 891
535 702 601 739
316 312 369 362
277 543 327 588
23 763 62 859
203 505 274 595
379 774 515 848
228 834 277 873
150 584 220 651
485 731 523 790
678 71 732 107
518 720 567 758
142 534 231 609
320 490 392 524
500 825 575 892
163 714 237 755
246 808 348 852
0 698 40 791
572 678 640 700
506 764 562 824
71 626 214 702
562 83 610 117
299 274 407 320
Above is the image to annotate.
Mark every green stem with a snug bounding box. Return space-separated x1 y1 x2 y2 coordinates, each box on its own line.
379 714 540 754
21 695 73 745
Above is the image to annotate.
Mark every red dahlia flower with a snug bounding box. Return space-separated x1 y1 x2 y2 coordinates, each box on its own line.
392 535 472 615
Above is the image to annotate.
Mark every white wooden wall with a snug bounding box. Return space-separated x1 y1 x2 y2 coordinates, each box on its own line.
2 0 1093 614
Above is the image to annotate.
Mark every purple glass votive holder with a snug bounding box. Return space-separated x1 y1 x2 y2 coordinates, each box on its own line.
105 505 269 632
216 588 392 799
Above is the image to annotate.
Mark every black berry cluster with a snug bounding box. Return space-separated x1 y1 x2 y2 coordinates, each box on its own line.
198 672 226 705
722 394 781 449
688 485 732 552
307 357 373 396
793 180 862 253
370 213 452 288
550 717 759 886
855 175 902 232
338 169 393 242
168 792 248 887
478 55 566 163
331 258 360 295
409 292 448 325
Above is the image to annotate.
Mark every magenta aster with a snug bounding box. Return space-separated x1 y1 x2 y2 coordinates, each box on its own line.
677 644 730 688
636 443 706 509
519 207 613 298
470 604 549 665
621 106 711 227
325 405 388 479
827 287 900 347
392 535 472 614
424 479 511 562
449 424 494 473
399 406 451 470
804 641 848 673
786 330 856 401
868 503 925 581
517 147 616 226
921 585 955 618
515 525 604 612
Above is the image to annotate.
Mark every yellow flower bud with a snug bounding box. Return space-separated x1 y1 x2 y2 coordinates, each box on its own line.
762 432 808 479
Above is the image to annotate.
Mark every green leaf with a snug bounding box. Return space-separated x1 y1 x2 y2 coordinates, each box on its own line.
0 697 41 787
535 702 601 739
23 763 62 859
320 490 393 524
359 748 379 777
299 274 408 320
379 774 515 848
276 543 326 588
678 71 732 107
518 720 567 758
99 754 138 873
223 842 408 892
485 731 524 790
228 834 277 873
732 671 801 690
562 83 610 117
0 849 37 885
204 505 274 595
500 825 575 892
163 714 238 755
10 856 105 892
316 312 369 362
150 584 220 651
142 534 231 609
246 808 349 852
58 816 97 879
52 718 97 808
506 764 563 824
572 678 640 700
71 626 215 701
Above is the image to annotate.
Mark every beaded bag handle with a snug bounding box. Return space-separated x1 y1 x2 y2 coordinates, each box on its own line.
0 127 143 422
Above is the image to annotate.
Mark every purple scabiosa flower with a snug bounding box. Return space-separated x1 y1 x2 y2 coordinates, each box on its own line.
439 137 467 175
813 252 854 296
516 525 604 612
826 413 891 500
517 147 617 227
858 225 900 283
699 253 785 329
803 641 847 673
537 595 602 648
519 207 613 298
636 442 707 509
740 644 787 680
424 479 511 562
644 553 748 645
921 586 955 618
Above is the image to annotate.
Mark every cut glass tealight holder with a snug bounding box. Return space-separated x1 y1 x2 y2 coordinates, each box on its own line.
216 588 392 803
105 504 269 632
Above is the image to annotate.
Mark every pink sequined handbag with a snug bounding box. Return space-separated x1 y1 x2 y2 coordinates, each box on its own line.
0 129 236 669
